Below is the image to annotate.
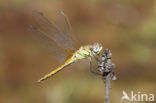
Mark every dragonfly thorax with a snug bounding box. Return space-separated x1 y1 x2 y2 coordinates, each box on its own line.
71 43 103 61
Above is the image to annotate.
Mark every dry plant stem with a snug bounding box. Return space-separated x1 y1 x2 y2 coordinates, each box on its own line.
103 73 111 103
96 49 115 103
90 49 115 103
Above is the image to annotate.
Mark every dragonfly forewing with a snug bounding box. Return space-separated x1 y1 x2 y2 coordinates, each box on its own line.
32 11 78 50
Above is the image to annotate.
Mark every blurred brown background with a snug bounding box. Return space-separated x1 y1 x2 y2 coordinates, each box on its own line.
0 0 156 103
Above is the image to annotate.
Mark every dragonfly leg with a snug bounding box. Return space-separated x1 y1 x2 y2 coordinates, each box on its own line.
90 49 100 62
89 58 101 76
93 55 100 62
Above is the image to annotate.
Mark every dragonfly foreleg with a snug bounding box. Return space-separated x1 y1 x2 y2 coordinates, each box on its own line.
89 48 100 62
89 58 101 76
93 55 100 62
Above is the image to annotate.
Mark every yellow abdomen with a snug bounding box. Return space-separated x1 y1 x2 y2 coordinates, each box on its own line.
37 46 93 83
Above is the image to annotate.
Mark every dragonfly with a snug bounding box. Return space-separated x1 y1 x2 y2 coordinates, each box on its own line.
29 11 103 83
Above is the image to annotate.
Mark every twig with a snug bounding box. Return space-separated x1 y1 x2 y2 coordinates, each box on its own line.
103 73 111 103
92 49 116 103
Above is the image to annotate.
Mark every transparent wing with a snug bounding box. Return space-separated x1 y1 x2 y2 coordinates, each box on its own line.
32 11 78 51
54 11 79 48
28 26 69 63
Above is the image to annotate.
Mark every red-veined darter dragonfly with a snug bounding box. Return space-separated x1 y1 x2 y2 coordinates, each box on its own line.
29 11 103 83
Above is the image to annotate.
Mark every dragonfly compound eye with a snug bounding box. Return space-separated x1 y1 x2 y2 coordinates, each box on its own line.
93 44 100 53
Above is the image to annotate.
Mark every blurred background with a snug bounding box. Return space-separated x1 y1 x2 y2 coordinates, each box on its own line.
0 0 156 103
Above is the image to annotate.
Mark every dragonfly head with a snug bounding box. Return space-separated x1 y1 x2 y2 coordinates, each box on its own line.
92 43 103 55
